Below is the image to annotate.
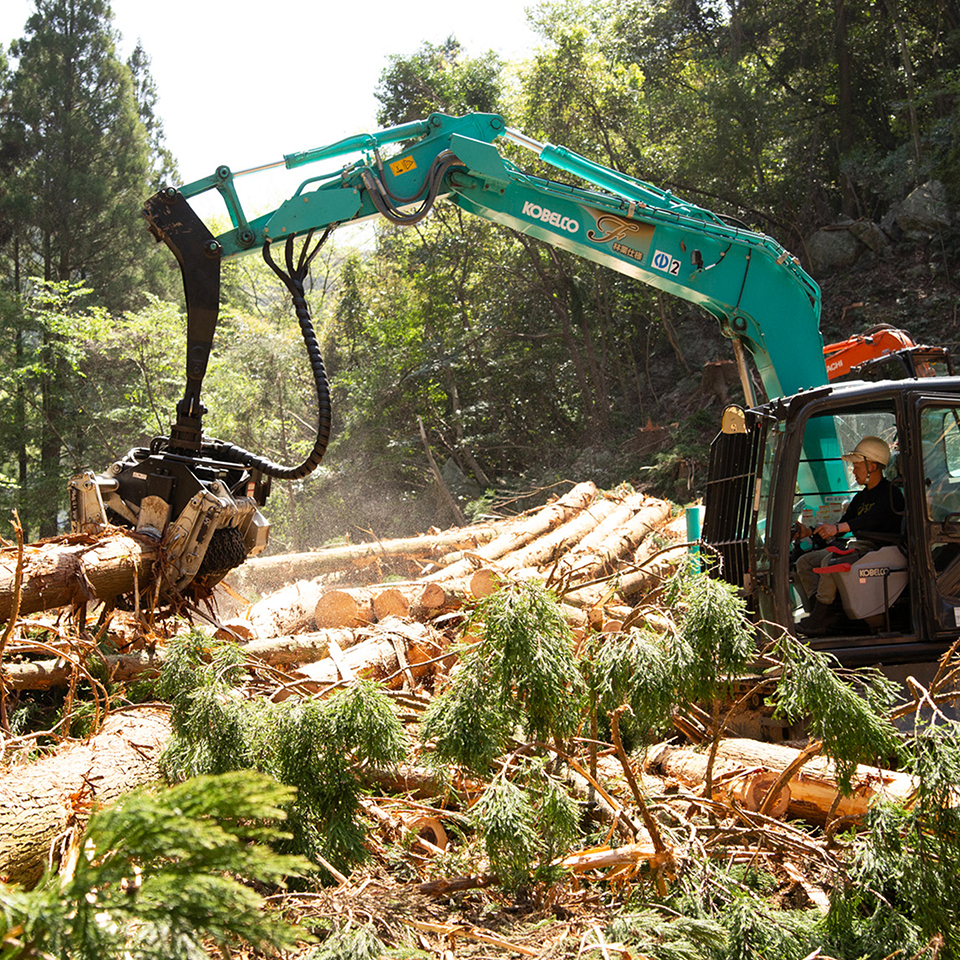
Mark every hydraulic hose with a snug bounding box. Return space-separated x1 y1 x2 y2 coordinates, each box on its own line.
209 150 459 477
213 230 333 480
361 151 461 226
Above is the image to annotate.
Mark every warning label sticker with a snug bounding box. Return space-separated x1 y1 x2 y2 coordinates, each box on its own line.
390 155 417 177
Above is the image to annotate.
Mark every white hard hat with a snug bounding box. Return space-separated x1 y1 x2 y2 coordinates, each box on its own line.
841 436 891 466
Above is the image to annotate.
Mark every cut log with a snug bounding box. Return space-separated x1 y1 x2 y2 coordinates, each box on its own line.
0 530 158 621
493 496 622 574
245 577 328 638
424 481 598 582
314 588 376 628
0 708 171 886
646 743 790 817
3 628 371 691
295 617 444 688
647 739 917 824
373 587 411 621
560 499 673 581
225 521 508 596
363 762 484 800
418 581 460 613
559 840 659 873
469 568 499 599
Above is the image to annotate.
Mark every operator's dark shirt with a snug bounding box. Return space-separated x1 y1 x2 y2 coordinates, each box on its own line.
841 477 904 536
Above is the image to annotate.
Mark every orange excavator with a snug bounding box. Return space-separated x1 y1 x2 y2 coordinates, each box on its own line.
823 324 952 381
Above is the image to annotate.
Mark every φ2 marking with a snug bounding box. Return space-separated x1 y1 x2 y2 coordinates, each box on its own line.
651 250 681 275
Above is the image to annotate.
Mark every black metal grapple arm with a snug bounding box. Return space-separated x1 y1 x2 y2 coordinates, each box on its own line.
143 187 223 451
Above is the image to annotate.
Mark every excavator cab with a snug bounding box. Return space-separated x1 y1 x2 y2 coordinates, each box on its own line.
824 324 952 383
703 377 960 668
849 345 953 382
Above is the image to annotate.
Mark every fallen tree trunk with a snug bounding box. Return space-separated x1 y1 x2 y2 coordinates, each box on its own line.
295 617 444 688
0 530 158 622
0 708 171 886
2 628 372 691
646 743 790 817
560 499 673 581
492 497 622 575
243 578 328 638
647 738 917 824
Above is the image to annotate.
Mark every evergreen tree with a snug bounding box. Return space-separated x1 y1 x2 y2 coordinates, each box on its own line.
6 0 161 311
126 40 178 191
3 0 171 534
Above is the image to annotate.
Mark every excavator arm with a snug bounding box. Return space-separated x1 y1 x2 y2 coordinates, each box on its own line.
177 112 824 403
73 112 830 598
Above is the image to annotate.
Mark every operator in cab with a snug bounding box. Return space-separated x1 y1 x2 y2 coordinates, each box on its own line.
796 436 904 637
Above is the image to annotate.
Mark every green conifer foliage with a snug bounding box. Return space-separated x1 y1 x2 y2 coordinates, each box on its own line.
420 581 584 772
668 570 758 704
0 772 309 959
828 719 960 956
8 0 158 312
772 635 901 790
471 758 581 891
303 923 387 960
157 632 409 878
592 627 678 742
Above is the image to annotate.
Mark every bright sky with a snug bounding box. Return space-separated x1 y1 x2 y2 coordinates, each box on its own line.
0 0 543 222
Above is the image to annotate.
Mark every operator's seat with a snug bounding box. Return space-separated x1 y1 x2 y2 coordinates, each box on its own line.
817 544 908 630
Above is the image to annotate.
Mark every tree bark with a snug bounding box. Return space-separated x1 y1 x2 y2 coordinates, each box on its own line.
426 481 598 582
295 617 444 689
559 498 673 581
226 522 506 597
2 627 383 691
0 708 171 887
647 738 917 824
492 496 621 574
0 530 158 621
646 742 790 817
245 578 329 638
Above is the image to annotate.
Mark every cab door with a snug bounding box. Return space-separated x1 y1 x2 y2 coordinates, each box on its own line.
914 399 960 636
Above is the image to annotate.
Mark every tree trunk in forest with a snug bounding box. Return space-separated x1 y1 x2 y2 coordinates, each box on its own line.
572 269 611 438
884 0 922 167
0 708 171 887
418 416 467 526
835 0 857 217
38 332 60 540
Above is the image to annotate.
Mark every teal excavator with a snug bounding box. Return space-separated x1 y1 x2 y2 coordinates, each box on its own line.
69 112 960 670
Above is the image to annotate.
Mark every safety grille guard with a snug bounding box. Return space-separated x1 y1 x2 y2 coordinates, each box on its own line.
701 421 765 592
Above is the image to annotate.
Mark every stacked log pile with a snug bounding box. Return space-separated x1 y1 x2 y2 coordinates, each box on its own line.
0 482 682 695
215 482 682 688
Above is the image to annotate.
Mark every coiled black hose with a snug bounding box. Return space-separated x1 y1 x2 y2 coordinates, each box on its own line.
209 150 459 477
213 229 333 480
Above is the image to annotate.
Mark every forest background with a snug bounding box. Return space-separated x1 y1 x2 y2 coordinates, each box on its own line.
1 0 959 550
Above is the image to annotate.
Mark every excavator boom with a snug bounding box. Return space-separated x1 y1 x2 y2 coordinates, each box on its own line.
178 112 825 403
